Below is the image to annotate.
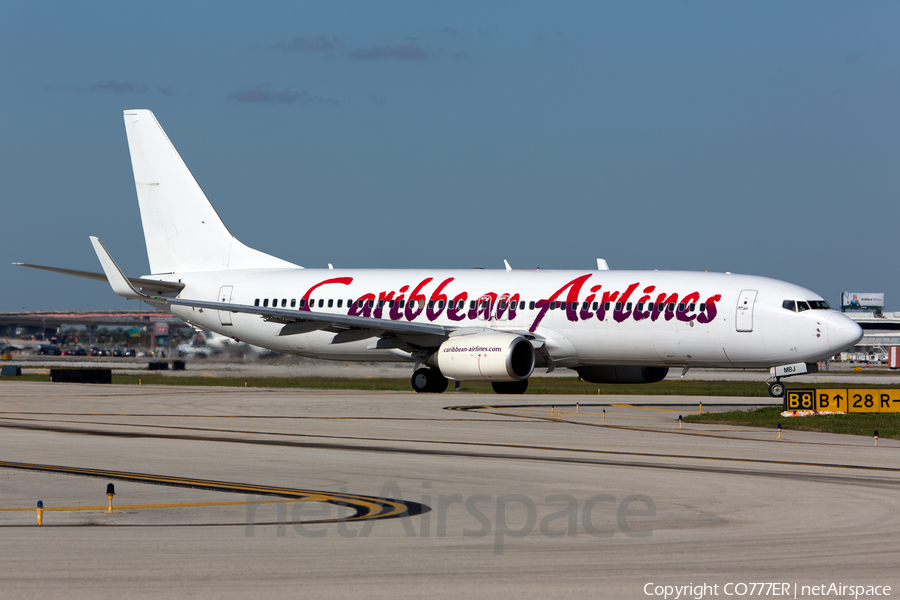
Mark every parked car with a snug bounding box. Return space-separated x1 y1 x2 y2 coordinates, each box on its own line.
34 344 61 356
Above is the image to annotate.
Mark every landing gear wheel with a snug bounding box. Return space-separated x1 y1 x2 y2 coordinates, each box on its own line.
491 380 529 394
768 382 785 398
411 368 448 393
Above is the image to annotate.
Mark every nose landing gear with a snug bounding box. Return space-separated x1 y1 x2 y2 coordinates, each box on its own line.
767 361 817 398
768 381 785 398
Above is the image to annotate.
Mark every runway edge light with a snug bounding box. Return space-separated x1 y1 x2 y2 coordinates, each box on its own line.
37 500 43 526
778 423 782 440
107 483 115 513
678 415 682 429
875 430 879 446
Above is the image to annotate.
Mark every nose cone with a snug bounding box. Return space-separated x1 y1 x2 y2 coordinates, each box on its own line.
826 312 864 353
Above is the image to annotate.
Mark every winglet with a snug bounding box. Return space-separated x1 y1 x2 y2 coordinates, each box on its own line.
89 237 147 300
504 259 512 271
597 258 609 271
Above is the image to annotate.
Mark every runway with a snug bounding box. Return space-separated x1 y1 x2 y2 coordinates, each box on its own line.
1 381 899 599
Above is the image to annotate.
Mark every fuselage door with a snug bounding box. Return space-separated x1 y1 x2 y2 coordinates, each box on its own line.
218 285 234 326
735 289 758 332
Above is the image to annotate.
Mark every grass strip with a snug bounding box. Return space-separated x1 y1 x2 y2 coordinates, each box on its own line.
2 374 774 395
685 405 900 439
2 373 899 397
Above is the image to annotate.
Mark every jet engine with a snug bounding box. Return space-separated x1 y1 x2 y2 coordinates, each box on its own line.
575 366 669 384
434 333 535 381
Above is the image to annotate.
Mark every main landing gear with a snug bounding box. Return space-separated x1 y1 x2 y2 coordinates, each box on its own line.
411 368 448 394
410 367 529 394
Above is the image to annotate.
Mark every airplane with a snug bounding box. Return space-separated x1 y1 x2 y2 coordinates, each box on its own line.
15 110 864 396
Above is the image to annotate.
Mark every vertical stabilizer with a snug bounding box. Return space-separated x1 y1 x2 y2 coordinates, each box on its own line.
123 110 299 274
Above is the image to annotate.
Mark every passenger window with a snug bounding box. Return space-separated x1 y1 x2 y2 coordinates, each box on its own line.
797 301 810 312
571 302 577 310
615 302 622 311
699 303 705 312
389 300 395 308
592 302 598 311
678 303 685 311
399 299 405 308
519 301 525 310
439 300 445 309
299 299 306 308
254 299 260 306
428 300 435 309
318 299 324 308
637 302 644 311
582 302 589 311
782 300 796 312
604 302 610 311
379 299 385 308
369 300 375 308
657 303 664 311
689 303 695 311
626 302 632 311
337 299 343 308
470 301 476 310
529 301 535 310
263 299 269 307
499 301 507 310
290 299 296 308
328 299 333 308
667 303 675 312
282 299 287 307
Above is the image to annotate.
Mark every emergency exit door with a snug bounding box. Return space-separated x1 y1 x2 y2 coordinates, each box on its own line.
735 289 757 332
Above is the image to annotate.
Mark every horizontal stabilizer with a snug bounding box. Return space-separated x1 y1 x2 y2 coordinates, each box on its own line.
13 262 184 293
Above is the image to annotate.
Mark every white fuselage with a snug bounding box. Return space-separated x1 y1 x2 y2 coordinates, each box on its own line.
154 267 862 369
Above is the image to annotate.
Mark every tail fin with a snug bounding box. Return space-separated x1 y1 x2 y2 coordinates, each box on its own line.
123 110 299 274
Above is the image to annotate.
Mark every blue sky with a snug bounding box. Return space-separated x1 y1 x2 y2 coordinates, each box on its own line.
3 1 899 311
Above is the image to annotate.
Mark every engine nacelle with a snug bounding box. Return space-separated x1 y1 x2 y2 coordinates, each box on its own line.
435 333 535 382
575 366 669 384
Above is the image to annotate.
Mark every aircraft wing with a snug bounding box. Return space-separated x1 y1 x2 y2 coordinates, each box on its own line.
159 296 453 338
84 236 540 351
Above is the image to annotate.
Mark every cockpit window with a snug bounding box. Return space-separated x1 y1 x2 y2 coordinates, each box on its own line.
782 300 796 312
797 301 811 312
809 300 830 310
